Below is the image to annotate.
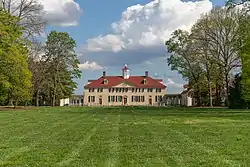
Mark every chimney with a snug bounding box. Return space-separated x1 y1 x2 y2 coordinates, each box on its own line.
103 71 106 77
183 84 188 90
145 71 149 77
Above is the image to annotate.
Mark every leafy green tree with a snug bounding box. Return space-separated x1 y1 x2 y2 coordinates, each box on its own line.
166 29 205 106
228 73 248 109
42 31 81 106
0 8 32 106
190 7 241 106
226 0 250 104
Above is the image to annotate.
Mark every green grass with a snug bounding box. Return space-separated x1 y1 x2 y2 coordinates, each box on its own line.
0 106 250 167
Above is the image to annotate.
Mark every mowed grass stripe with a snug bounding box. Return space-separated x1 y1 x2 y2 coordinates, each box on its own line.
1 107 250 166
104 109 120 167
0 112 87 165
170 120 248 167
0 111 56 135
156 119 242 167
142 114 171 167
5 113 95 167
57 113 108 166
131 109 171 167
118 109 155 166
0 111 85 146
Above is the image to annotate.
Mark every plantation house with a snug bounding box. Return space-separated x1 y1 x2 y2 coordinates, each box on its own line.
83 65 167 106
60 65 194 107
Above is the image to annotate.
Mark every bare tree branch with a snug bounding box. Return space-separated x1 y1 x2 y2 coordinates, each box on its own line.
0 0 46 39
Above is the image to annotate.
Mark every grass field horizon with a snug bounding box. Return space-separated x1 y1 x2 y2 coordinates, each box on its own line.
0 106 250 167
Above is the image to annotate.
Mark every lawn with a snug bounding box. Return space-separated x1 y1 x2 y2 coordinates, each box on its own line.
0 107 250 167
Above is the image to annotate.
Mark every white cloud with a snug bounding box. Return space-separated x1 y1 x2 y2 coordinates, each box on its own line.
78 0 213 93
40 0 82 26
83 0 213 53
166 78 183 88
79 61 104 71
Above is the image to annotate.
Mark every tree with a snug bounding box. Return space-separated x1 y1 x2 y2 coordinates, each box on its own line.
165 29 206 106
0 8 32 106
0 0 46 39
42 31 81 106
226 0 249 7
226 0 250 104
228 73 247 108
28 41 47 106
189 7 241 106
190 31 217 107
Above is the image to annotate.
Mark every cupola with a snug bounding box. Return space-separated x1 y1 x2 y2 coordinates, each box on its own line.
122 64 130 79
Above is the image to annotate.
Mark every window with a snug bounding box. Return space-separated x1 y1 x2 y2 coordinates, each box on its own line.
116 96 118 102
116 88 119 92
108 96 111 102
112 88 115 92
159 96 162 102
141 88 144 92
111 96 115 102
138 96 141 102
132 88 135 92
118 96 122 102
125 88 128 92
88 96 95 102
147 88 153 92
119 88 122 92
156 88 162 92
89 88 95 92
104 79 108 84
97 88 103 92
155 96 162 102
132 96 143 102
141 96 145 102
109 88 111 92
91 96 95 102
143 78 147 84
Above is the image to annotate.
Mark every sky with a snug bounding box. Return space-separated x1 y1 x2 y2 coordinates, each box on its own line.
40 0 226 94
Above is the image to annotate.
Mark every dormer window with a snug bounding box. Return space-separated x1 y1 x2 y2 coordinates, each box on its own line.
143 78 147 84
104 78 108 84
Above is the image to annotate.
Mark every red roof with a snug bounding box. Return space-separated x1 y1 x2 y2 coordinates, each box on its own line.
84 76 166 89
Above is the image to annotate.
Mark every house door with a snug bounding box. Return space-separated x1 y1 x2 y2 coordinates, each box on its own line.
149 98 152 105
124 97 127 105
99 98 102 105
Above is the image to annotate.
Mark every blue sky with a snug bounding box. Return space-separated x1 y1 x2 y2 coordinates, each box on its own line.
43 0 225 95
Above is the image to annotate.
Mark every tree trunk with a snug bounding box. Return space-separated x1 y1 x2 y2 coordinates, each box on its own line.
52 94 56 107
215 82 220 106
225 73 230 107
14 100 18 109
209 81 213 107
196 88 201 107
36 89 40 106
